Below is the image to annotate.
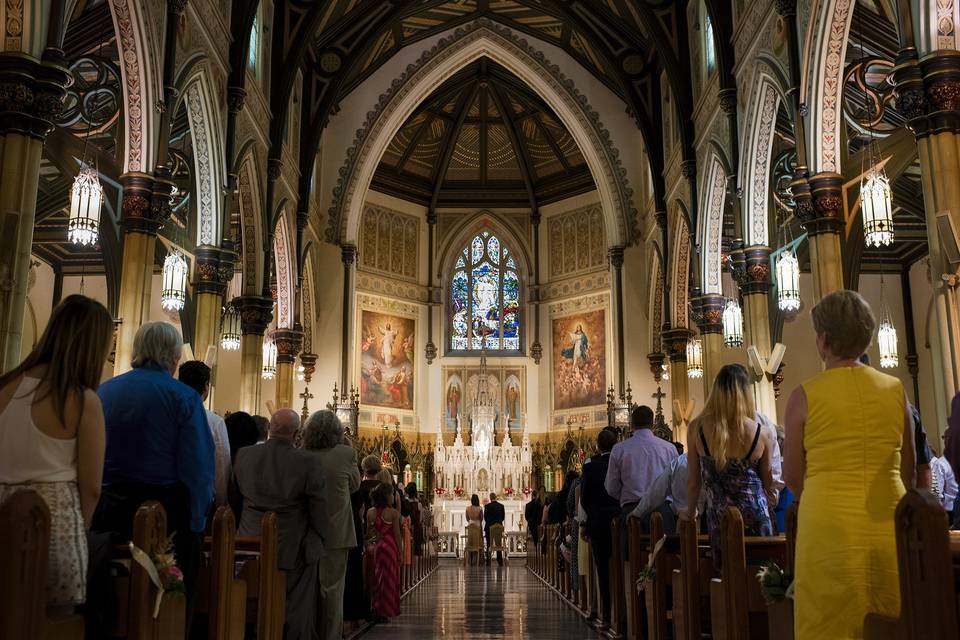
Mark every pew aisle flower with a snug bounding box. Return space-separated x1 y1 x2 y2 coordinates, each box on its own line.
756 560 793 604
128 533 185 618
635 534 666 594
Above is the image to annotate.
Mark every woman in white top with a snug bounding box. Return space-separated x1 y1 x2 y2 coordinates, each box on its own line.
465 494 483 528
0 295 113 613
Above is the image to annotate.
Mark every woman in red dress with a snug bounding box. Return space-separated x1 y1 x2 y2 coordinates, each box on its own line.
367 482 402 621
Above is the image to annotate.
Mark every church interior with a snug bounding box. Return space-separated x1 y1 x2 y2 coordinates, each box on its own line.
4 0 960 638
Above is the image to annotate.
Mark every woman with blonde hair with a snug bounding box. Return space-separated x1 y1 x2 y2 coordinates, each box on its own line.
0 294 114 614
784 290 914 639
685 363 775 567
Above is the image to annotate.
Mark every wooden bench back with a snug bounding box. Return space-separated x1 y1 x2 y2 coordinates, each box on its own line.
197 506 246 640
673 517 702 640
236 511 285 640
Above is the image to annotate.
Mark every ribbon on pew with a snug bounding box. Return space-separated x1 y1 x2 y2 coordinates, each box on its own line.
129 542 167 618
636 534 667 594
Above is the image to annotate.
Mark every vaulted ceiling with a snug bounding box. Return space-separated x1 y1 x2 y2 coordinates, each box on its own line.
371 59 595 209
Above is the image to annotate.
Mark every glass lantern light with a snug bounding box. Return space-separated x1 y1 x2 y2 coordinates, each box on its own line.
777 250 801 312
160 249 188 311
861 166 894 248
722 298 744 348
220 303 241 351
261 340 277 379
661 362 669 381
686 337 704 379
878 315 899 369
68 163 102 246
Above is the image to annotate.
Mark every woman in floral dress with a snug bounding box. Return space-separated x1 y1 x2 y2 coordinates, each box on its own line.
367 482 402 620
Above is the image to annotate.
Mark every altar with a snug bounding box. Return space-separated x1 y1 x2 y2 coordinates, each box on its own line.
433 498 527 533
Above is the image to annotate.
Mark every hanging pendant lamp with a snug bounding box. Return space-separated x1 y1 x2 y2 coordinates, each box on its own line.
861 164 894 248
722 299 744 348
686 338 703 379
777 250 801 312
262 340 277 379
160 249 188 311
220 303 241 351
68 164 102 246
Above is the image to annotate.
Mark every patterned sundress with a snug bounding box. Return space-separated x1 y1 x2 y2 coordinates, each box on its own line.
699 423 772 569
371 507 400 619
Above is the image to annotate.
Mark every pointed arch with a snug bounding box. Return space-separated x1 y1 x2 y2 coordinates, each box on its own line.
740 76 784 246
237 152 264 295
669 204 691 328
301 247 316 354
328 24 636 248
647 245 664 355
273 212 294 330
699 155 728 295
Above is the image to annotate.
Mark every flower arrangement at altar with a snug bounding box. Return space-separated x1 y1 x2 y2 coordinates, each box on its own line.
522 487 531 497
503 487 514 497
434 487 446 498
453 486 464 498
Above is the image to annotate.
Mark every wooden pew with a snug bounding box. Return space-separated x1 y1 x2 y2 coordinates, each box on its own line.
609 519 625 637
643 512 682 640
709 507 786 640
766 503 797 640
0 489 84 640
671 518 711 640
195 507 247 639
235 512 285 640
864 489 960 640
111 501 187 639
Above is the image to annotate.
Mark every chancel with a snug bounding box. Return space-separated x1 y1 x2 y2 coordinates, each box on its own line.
3 1 960 639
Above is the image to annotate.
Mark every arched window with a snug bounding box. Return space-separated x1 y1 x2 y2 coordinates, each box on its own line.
449 230 521 353
248 14 259 71
703 14 716 75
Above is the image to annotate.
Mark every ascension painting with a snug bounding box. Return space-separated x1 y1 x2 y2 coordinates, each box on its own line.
359 309 415 410
552 309 606 410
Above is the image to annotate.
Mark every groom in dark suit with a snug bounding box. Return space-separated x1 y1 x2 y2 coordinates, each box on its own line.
484 492 506 565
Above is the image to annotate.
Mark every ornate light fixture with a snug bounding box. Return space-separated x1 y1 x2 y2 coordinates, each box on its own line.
160 249 188 311
722 298 744 348
661 363 669 381
261 340 277 379
878 314 899 369
68 164 102 246
297 361 306 382
861 166 894 247
220 303 241 351
776 250 801 311
686 337 703 379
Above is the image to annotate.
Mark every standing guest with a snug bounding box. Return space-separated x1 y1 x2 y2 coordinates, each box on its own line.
548 471 578 525
605 406 678 520
580 428 621 625
367 482 402 622
224 411 260 462
346 455 382 629
946 393 960 479
178 361 231 506
484 492 506 565
0 295 112 615
405 482 423 556
931 451 958 522
630 442 687 535
566 475 582 593
303 410 360 640
252 414 269 443
524 489 544 546
685 364 775 567
784 290 915 640
94 322 214 632
234 409 325 640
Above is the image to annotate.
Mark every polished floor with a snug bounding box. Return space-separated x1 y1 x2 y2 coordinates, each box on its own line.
361 559 602 639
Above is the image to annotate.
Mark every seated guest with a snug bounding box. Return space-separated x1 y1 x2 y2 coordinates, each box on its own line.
580 428 621 624
0 295 113 615
178 360 231 505
630 442 687 535
524 489 544 546
225 411 260 462
685 364 775 568
784 290 915 639
94 322 214 630
234 409 325 640
367 483 401 622
303 410 360 640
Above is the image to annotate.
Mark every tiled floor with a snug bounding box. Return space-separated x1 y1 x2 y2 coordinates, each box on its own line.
360 559 603 639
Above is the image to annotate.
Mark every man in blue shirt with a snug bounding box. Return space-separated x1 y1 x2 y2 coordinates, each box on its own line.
92 321 214 634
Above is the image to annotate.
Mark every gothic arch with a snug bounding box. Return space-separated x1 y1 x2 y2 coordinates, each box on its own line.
237 152 264 295
328 21 636 249
669 203 692 328
436 211 533 283
647 245 664 355
273 211 295 330
301 248 316 354
698 155 728 295
740 74 785 247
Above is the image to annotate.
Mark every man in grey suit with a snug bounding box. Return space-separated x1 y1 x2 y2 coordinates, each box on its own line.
234 409 325 640
303 410 361 640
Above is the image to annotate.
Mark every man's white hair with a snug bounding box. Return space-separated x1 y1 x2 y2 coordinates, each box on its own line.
131 322 183 371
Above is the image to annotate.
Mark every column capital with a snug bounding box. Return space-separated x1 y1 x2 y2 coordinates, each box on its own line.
227 86 246 114
654 210 668 231
341 243 357 266
273 327 303 365
299 352 318 382
120 173 174 235
774 0 796 18
695 294 726 334
194 245 235 296
719 88 737 115
0 53 70 138
647 352 666 382
742 245 773 295
680 159 697 180
608 246 625 268
235 295 273 335
168 0 189 14
662 327 694 363
792 169 843 236
267 158 283 181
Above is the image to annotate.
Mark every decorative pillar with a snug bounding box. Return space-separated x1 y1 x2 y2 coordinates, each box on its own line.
609 246 625 390
193 246 234 363
529 210 543 363
791 169 844 301
0 52 70 371
695 294 725 392
892 48 960 435
425 210 437 364
662 327 693 443
340 244 357 389
236 295 273 414
273 327 303 409
731 244 778 420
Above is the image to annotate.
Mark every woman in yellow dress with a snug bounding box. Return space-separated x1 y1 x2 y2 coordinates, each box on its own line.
784 290 915 639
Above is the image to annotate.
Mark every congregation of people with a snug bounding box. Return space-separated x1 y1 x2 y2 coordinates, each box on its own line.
0 294 428 640
526 289 959 639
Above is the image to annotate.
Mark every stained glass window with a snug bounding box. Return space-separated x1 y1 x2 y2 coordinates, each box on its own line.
704 14 716 75
449 231 521 352
248 15 259 71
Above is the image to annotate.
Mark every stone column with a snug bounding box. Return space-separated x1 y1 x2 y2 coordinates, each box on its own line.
425 210 437 364
662 326 693 443
791 169 844 301
340 244 356 389
695 294 725 392
0 52 69 371
892 48 960 434
193 246 234 363
529 210 543 363
114 175 174 374
273 327 303 410
236 295 273 414
609 246 626 391
732 245 778 420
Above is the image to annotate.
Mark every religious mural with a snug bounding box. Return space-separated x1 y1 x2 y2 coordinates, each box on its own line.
552 308 606 410
359 309 415 410
442 365 524 434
